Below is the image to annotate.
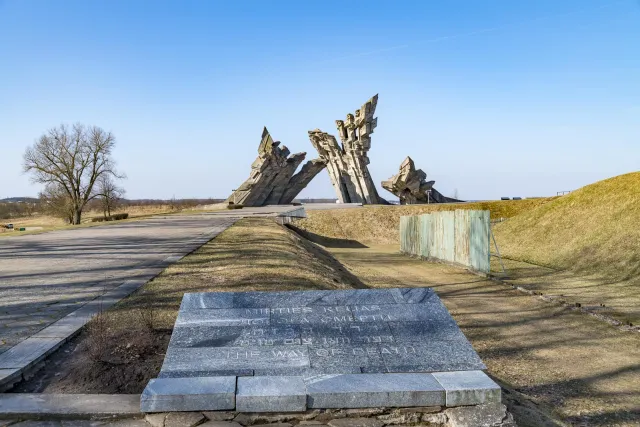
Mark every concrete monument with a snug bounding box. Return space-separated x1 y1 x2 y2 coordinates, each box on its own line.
382 157 462 204
228 128 327 206
309 95 386 204
141 287 501 414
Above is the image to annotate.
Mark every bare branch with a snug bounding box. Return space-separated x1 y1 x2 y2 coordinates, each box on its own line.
23 123 125 224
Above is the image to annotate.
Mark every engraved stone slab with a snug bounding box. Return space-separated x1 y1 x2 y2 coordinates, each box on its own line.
305 373 445 408
432 370 501 406
162 288 483 377
144 287 493 412
140 376 236 412
161 346 310 377
236 376 307 412
179 288 435 311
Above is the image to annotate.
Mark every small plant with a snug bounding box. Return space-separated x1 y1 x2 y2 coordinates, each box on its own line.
227 204 244 210
138 303 157 331
86 311 109 363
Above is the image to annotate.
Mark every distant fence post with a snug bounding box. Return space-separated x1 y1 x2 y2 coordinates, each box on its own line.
399 210 491 274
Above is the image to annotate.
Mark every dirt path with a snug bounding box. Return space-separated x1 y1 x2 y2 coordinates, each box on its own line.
324 244 640 427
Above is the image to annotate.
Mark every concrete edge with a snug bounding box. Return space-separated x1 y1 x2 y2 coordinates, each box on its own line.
0 394 142 419
0 225 235 393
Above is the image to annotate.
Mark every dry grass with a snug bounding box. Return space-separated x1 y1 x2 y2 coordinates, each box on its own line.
323 244 640 427
296 198 556 245
22 217 363 393
0 204 194 238
493 172 640 324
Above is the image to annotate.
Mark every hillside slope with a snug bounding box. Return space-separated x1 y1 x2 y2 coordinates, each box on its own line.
494 172 640 279
296 198 556 245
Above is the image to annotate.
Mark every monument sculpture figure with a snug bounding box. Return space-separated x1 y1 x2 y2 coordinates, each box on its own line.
227 128 327 206
309 95 386 204
382 156 462 204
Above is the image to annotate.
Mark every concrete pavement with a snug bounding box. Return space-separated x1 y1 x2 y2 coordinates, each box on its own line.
0 215 237 357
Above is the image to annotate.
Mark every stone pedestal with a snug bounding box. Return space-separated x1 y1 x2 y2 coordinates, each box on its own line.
142 288 501 420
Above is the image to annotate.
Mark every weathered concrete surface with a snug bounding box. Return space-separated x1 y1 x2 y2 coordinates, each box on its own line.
381 157 462 204
279 159 328 205
0 216 236 358
310 95 385 205
227 128 326 207
0 393 141 416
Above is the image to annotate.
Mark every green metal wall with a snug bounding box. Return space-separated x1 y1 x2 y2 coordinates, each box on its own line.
400 209 490 273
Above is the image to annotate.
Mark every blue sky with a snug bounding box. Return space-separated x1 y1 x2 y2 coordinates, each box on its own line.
1 0 638 201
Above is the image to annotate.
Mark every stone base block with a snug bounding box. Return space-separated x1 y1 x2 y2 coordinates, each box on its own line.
141 377 236 412
305 373 445 409
236 376 307 412
432 371 501 406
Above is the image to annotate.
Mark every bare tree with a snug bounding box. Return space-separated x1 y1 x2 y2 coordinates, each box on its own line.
97 175 126 218
23 124 124 224
39 183 75 224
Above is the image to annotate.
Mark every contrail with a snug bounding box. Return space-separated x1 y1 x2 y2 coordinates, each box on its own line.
311 0 628 65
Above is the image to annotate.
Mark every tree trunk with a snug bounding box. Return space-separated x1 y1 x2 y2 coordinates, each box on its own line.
73 208 82 225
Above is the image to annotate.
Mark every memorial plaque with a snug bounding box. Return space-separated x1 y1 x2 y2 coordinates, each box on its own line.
143 288 498 412
159 288 485 378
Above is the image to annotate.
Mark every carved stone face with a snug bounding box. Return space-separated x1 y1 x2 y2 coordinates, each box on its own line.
336 120 344 128
346 114 354 124
355 109 361 118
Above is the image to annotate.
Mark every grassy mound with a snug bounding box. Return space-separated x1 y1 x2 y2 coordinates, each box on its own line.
494 172 640 279
296 198 555 245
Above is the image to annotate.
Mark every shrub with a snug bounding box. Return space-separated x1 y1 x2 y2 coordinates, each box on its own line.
91 213 129 222
227 204 244 210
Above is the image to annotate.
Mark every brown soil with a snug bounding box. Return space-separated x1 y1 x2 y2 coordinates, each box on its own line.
14 217 364 394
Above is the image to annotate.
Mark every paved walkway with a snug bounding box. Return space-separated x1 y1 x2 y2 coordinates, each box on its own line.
0 215 236 356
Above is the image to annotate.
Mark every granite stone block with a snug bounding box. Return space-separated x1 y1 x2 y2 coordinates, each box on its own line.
169 325 299 348
432 370 501 406
157 369 254 378
252 367 363 378
140 376 236 412
382 339 486 372
145 287 489 412
175 309 270 328
305 373 445 408
236 376 307 412
161 345 310 375
388 319 464 341
179 289 425 311
307 344 386 372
